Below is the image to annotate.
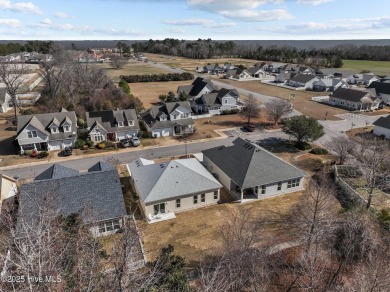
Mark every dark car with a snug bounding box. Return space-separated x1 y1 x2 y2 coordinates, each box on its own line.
62 147 73 156
120 138 131 148
243 124 256 132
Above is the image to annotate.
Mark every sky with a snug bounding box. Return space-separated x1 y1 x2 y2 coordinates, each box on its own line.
1 0 390 40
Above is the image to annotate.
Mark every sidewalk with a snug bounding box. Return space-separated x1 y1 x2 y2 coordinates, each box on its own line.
0 130 229 171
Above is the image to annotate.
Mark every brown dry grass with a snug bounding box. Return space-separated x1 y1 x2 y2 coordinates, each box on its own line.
139 191 304 263
145 53 259 72
130 80 192 109
93 61 172 83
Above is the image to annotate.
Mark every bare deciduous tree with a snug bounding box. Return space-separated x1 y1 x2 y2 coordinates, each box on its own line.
265 99 293 125
0 62 29 122
325 136 356 165
239 94 261 124
109 55 128 69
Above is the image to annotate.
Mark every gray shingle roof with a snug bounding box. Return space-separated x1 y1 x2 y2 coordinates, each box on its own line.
290 74 317 83
17 163 126 232
88 161 115 172
128 158 222 204
202 138 306 189
188 77 214 97
35 164 80 181
373 115 390 130
368 81 390 95
332 88 371 102
86 109 139 133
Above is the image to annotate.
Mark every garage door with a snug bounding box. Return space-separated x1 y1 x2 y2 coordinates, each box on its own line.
50 141 62 150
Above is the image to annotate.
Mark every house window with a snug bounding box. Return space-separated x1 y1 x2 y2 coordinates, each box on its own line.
51 126 58 133
129 120 134 126
193 195 198 204
277 182 282 191
176 199 181 208
64 125 70 132
224 99 228 104
173 114 177 119
27 131 37 138
201 194 205 203
153 203 165 215
98 219 121 234
95 135 104 142
287 179 300 188
214 191 218 200
118 121 124 127
261 185 266 194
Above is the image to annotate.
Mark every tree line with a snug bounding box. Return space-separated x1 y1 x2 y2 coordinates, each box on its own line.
131 38 390 67
0 41 54 56
120 72 193 83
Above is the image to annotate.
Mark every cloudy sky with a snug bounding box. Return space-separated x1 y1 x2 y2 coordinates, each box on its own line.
1 0 390 40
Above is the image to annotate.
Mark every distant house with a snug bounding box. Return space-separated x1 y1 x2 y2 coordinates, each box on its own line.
0 174 17 214
202 138 306 202
86 109 139 143
0 88 12 113
192 88 241 115
346 73 379 86
127 158 222 221
247 66 266 78
287 74 320 89
367 81 390 105
15 109 77 153
140 101 194 137
17 162 127 236
296 66 315 75
275 72 296 83
226 68 252 80
373 115 390 139
177 77 214 99
263 62 286 73
312 78 347 92
330 87 380 111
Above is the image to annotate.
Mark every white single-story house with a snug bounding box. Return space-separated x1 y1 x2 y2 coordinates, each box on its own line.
288 74 320 89
330 87 380 111
346 73 379 86
202 138 306 202
373 115 390 139
127 158 222 222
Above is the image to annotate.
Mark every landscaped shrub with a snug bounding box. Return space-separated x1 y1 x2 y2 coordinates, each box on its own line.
120 72 194 83
30 149 38 158
294 141 312 150
221 110 230 115
38 151 49 159
103 141 115 148
97 143 106 149
75 139 86 149
230 108 240 114
310 148 329 155
24 150 32 156
86 140 94 148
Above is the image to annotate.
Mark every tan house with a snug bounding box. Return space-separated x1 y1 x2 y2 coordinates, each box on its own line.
127 158 222 222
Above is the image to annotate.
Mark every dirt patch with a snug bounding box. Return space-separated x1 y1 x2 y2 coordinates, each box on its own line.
345 126 374 142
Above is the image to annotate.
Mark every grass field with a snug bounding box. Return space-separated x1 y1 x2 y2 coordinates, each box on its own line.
93 61 172 82
342 60 390 76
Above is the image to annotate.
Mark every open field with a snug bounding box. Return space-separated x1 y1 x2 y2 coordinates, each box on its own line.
342 60 390 76
93 61 172 82
145 53 259 72
213 78 346 120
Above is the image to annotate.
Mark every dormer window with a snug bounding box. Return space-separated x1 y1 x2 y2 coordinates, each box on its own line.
118 121 124 127
63 125 70 132
27 131 37 138
51 126 58 133
128 120 134 126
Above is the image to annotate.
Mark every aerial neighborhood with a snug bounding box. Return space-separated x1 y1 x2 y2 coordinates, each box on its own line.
0 38 390 290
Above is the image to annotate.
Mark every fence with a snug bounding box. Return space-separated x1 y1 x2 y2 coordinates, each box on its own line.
191 113 212 120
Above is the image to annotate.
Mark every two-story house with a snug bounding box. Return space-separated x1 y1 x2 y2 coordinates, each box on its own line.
192 88 241 115
177 77 214 99
140 101 194 138
86 109 139 143
15 109 77 153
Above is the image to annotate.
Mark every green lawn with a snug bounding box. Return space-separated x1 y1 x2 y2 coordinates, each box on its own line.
342 60 390 76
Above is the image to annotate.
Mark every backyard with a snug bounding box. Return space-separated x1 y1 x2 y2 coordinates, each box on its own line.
342 60 390 76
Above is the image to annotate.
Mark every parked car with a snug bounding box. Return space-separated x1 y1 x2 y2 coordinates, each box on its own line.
120 138 131 148
62 147 73 156
130 137 140 147
243 124 256 132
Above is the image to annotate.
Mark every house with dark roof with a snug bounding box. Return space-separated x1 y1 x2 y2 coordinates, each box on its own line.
140 101 194 138
202 138 306 202
373 115 390 139
192 88 241 115
177 77 214 99
226 68 252 80
86 109 139 143
287 74 320 89
127 158 222 222
15 109 77 153
275 72 297 83
247 66 266 78
17 162 126 236
312 78 347 92
0 87 12 113
330 87 380 111
346 73 379 86
367 81 390 105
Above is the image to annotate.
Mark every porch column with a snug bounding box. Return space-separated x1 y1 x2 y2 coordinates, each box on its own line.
240 189 244 203
257 186 260 199
33 144 37 151
20 145 24 154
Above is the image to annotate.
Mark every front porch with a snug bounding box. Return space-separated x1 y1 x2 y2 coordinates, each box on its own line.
20 142 48 153
173 124 194 136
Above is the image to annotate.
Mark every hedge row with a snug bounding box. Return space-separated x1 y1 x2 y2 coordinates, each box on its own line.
120 72 194 83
